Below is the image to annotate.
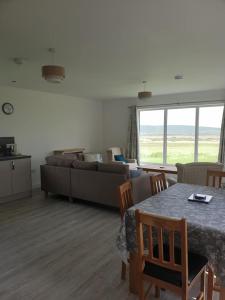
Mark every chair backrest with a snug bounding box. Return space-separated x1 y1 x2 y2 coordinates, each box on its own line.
135 209 188 288
176 162 224 186
118 181 134 220
206 169 225 188
150 173 167 195
107 147 123 162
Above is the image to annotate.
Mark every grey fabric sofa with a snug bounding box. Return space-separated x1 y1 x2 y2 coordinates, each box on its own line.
40 156 152 208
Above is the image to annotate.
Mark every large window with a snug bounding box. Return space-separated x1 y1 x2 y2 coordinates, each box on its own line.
139 110 164 163
139 104 224 164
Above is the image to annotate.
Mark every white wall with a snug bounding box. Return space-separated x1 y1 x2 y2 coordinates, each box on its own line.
0 86 103 188
1 86 224 188
103 89 225 151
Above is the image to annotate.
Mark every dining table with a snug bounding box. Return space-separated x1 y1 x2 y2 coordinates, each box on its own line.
116 183 225 299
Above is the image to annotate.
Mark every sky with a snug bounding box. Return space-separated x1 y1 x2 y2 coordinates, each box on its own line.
140 106 224 128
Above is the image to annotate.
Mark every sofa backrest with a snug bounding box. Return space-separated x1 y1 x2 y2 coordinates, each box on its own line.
46 155 74 168
106 147 124 162
176 162 224 186
98 162 129 178
72 160 98 171
45 156 130 178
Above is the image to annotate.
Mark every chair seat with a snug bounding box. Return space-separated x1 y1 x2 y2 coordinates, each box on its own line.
144 245 208 287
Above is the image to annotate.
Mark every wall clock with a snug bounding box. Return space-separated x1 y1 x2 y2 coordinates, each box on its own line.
2 102 14 115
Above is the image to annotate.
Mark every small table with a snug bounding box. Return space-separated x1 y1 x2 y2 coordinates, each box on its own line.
138 163 177 174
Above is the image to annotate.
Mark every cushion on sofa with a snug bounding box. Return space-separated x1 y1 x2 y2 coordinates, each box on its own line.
46 155 74 168
98 163 129 177
63 152 84 161
72 160 98 171
114 154 128 163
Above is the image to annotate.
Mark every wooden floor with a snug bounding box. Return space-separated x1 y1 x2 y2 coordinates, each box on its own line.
0 193 219 300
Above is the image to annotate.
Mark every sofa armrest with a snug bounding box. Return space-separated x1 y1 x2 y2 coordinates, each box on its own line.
131 173 152 204
127 159 137 163
40 164 71 197
111 161 125 165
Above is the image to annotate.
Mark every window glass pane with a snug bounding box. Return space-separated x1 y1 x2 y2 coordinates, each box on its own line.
139 110 164 163
167 108 195 164
198 106 223 162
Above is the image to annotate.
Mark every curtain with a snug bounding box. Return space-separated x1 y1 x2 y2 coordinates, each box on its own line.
218 105 225 163
126 105 139 161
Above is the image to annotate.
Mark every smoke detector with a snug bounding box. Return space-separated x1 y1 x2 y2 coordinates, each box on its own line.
13 57 25 65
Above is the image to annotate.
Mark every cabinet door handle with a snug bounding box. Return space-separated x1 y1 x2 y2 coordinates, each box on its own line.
11 161 15 170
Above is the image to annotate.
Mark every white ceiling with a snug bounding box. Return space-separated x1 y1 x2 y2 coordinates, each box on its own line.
0 0 225 100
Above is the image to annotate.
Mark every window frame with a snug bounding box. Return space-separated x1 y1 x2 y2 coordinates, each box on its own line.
137 102 224 165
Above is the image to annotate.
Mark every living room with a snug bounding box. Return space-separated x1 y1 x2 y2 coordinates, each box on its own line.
1 0 225 299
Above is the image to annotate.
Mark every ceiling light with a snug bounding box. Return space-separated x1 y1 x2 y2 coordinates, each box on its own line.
174 74 184 80
42 48 65 83
138 81 152 99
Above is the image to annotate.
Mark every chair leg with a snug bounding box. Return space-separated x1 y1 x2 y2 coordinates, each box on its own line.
194 269 206 300
196 292 204 300
207 267 214 300
121 261 126 280
138 277 145 300
155 286 160 298
181 289 188 300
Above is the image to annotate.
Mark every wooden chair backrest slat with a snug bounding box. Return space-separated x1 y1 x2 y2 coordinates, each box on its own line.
135 210 188 286
169 230 175 265
118 181 134 220
151 173 167 195
206 169 225 188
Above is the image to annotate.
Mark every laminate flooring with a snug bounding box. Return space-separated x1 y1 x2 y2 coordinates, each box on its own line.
0 193 219 300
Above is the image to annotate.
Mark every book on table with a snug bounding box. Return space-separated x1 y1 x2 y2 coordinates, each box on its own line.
188 193 213 204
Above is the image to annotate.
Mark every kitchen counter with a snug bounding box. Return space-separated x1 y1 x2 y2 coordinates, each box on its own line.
0 155 31 161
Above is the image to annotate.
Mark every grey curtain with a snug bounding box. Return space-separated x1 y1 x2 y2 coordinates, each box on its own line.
218 105 225 163
126 105 138 161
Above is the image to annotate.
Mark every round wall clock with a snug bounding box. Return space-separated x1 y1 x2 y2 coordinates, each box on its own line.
2 102 14 115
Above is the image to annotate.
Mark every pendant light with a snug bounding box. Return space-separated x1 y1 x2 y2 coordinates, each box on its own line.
42 48 65 83
138 81 152 99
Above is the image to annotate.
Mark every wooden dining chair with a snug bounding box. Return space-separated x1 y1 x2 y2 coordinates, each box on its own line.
118 181 134 280
150 173 167 195
206 169 225 188
135 209 209 300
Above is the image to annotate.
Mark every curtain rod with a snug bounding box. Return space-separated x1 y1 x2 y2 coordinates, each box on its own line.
129 99 225 109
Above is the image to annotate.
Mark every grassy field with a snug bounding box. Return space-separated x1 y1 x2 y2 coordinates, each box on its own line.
140 136 219 164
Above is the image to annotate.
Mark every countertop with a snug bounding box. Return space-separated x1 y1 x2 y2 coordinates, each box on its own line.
0 155 31 161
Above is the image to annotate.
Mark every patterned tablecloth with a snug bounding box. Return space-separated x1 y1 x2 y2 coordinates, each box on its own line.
117 183 225 286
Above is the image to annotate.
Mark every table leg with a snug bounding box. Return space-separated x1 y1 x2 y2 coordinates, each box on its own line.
220 287 225 300
208 266 225 300
129 252 139 294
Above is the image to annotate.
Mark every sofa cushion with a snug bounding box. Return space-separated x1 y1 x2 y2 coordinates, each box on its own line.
46 155 74 168
98 163 129 177
63 152 84 161
114 154 128 163
72 160 98 171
